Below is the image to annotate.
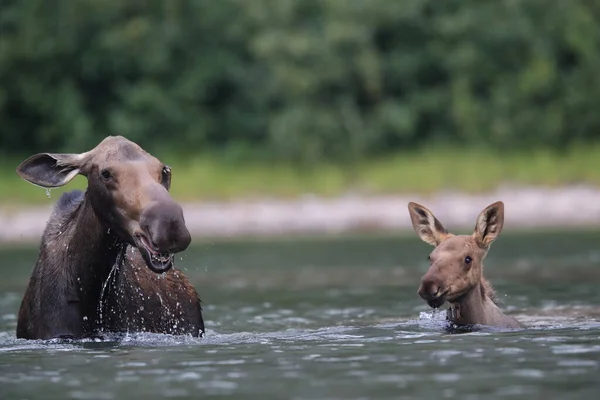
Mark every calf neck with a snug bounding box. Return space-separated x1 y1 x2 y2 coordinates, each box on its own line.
408 201 522 330
15 136 204 340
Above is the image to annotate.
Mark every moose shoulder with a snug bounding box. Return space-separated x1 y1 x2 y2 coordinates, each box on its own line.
15 136 204 340
408 201 523 330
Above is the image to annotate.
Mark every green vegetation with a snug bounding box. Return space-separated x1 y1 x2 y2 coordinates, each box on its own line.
3 144 600 207
1 0 600 164
1 0 599 206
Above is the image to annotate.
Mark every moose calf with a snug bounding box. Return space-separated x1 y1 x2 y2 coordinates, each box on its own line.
408 201 522 329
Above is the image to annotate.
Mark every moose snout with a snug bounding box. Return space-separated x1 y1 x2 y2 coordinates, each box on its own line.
140 200 191 253
417 274 447 308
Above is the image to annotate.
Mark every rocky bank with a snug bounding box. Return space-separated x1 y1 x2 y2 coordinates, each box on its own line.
1 185 600 244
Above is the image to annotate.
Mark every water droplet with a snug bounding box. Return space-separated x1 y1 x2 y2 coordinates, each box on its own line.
45 188 52 198
83 316 88 321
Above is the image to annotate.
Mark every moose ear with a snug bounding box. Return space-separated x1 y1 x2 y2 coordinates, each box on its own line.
473 201 505 249
408 202 453 246
16 153 86 188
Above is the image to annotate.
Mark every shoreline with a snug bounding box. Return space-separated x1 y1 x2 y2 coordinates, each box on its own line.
1 184 600 245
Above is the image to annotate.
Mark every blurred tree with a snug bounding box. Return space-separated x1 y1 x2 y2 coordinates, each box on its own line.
0 0 598 162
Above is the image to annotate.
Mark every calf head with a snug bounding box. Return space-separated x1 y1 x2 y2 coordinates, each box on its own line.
407 201 504 308
16 136 191 273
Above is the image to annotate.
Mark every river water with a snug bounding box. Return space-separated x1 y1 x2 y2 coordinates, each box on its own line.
1 232 600 399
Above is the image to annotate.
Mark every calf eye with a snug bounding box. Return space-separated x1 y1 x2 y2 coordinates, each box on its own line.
464 256 472 264
100 169 112 181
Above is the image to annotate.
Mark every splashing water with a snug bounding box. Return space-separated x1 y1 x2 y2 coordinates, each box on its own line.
418 307 447 321
98 247 126 328
45 188 52 198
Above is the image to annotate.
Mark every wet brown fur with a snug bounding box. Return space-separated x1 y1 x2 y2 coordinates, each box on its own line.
15 136 204 340
100 249 203 335
408 201 522 329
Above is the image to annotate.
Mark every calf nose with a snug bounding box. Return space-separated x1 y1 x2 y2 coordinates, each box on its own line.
417 276 443 300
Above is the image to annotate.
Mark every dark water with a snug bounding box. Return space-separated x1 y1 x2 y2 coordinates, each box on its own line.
1 232 600 399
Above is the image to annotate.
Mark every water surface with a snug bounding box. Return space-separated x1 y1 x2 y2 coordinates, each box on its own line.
1 232 600 399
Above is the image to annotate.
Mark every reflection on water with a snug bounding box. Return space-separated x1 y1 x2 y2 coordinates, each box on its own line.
1 232 600 399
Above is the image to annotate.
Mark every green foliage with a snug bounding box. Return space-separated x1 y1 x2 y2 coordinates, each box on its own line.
4 143 600 206
0 0 599 162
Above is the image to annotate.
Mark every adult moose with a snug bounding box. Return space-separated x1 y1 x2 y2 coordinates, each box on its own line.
16 136 204 340
408 201 522 330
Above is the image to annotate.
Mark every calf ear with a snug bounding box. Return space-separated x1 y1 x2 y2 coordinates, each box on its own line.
473 201 505 249
408 202 453 246
17 153 86 188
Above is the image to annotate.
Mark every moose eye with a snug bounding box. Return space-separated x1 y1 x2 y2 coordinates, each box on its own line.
465 256 472 264
161 165 172 188
100 169 112 181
